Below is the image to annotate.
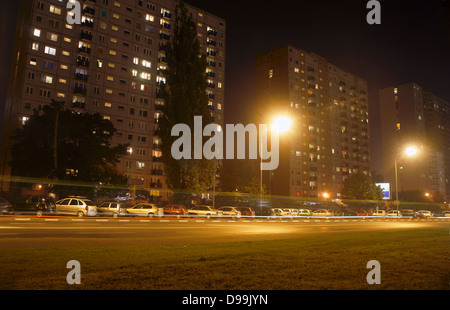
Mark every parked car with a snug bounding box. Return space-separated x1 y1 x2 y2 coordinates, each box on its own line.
163 204 188 217
55 197 98 217
400 209 416 217
217 206 241 218
0 197 14 215
270 208 288 216
297 209 312 216
126 203 159 217
13 196 56 217
356 210 372 216
282 208 299 216
312 209 333 217
372 210 386 216
236 206 255 217
386 210 402 217
97 201 128 217
443 211 450 217
417 210 433 218
188 205 218 217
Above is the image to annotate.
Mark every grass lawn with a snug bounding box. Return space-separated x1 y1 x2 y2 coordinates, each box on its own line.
0 228 448 290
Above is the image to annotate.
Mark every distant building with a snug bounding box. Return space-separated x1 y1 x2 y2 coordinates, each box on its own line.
0 0 226 196
377 82 449 201
254 45 371 198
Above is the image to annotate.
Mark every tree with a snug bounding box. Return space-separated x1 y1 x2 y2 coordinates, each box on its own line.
159 1 214 193
342 173 383 200
9 100 128 186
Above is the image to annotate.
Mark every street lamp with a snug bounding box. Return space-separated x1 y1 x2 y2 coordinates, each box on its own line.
394 145 419 213
260 115 293 214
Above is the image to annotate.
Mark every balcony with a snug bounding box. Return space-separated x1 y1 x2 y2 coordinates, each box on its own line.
152 169 163 176
159 33 171 40
207 61 216 67
161 22 171 30
81 20 94 28
78 46 91 54
80 31 92 41
75 73 89 81
83 6 95 15
73 101 86 109
161 11 172 19
74 86 87 95
207 29 217 36
150 182 163 188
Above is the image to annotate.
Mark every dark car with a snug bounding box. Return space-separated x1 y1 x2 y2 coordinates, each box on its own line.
163 204 188 217
14 196 56 217
0 197 14 215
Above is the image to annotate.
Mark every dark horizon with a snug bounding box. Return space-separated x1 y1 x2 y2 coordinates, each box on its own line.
183 0 450 125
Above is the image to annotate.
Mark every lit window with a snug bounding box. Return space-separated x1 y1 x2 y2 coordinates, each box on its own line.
133 57 139 64
146 14 154 22
142 59 151 68
41 75 53 84
46 32 58 42
140 72 151 80
33 28 41 37
32 42 39 51
44 46 57 55
49 5 62 15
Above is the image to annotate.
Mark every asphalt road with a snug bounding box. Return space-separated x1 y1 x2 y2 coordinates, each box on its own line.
1 215 449 249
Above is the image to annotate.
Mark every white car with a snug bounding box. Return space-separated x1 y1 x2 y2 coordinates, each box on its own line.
312 209 333 217
386 210 401 217
443 211 450 217
417 210 433 218
270 208 290 216
217 206 241 218
372 210 386 216
188 205 218 217
55 197 98 217
126 203 159 217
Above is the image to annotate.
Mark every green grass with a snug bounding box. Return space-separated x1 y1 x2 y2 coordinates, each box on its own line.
1 228 449 290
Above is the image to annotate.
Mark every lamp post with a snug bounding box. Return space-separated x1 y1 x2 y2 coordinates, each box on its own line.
259 115 292 214
394 145 419 213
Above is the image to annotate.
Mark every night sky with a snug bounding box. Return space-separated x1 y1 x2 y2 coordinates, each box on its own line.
184 0 450 125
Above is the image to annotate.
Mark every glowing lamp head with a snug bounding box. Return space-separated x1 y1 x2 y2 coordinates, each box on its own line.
271 115 292 133
405 146 418 157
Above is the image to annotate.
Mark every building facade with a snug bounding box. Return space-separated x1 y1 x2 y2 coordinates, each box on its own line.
254 45 371 198
0 0 226 196
378 82 449 201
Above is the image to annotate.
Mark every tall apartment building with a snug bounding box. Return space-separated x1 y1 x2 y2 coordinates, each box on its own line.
0 0 226 196
254 45 370 198
378 82 449 201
